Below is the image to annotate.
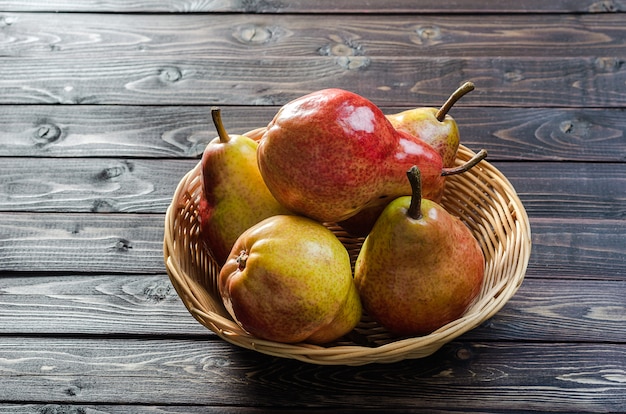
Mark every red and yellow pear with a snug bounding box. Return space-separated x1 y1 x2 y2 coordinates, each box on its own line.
257 88 484 224
219 215 362 344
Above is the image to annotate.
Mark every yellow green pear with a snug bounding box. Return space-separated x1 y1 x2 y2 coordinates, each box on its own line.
387 81 474 167
354 165 485 336
198 107 291 265
219 215 362 344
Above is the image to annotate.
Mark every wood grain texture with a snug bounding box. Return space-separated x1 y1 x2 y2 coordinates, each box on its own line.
471 278 626 342
0 407 508 414
0 105 216 158
0 213 166 274
1 276 624 342
1 5 625 413
526 218 626 279
0 338 624 411
1 214 624 278
0 158 197 213
2 105 624 161
0 0 624 13
3 13 626 58
2 159 624 218
1 56 625 107
0 407 496 414
494 163 626 220
0 274 210 336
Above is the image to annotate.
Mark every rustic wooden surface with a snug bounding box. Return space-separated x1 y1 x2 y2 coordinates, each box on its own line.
1 1 625 413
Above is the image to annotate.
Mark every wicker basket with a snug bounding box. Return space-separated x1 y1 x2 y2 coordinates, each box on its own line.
163 132 532 366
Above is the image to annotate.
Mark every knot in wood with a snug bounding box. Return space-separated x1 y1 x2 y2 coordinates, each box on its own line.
234 23 282 45
0 14 16 27
114 238 133 252
144 281 172 302
335 56 371 71
318 36 364 57
559 118 591 138
594 57 624 72
559 120 574 134
33 122 62 145
330 43 354 56
97 165 125 181
96 160 134 182
455 346 473 361
159 66 183 83
504 70 524 82
415 25 441 41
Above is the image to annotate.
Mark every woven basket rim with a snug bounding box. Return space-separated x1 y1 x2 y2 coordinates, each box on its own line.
163 141 532 366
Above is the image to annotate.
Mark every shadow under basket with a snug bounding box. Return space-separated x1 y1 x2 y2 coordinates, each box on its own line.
163 142 532 366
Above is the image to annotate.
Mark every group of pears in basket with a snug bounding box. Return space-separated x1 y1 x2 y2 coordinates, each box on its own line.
197 82 488 345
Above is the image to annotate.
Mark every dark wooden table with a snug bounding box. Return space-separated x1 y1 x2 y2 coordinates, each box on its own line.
1 1 625 413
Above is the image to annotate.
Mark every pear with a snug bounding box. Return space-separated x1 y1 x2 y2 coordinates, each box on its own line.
387 81 474 167
338 148 487 237
257 88 486 224
354 166 485 336
219 215 362 344
198 107 291 265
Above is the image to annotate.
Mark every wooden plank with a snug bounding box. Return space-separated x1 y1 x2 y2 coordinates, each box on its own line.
0 213 167 274
0 0 623 13
4 13 626 58
0 274 210 336
1 56 625 107
0 407 509 414
452 107 626 162
0 105 218 159
526 218 626 280
1 276 624 343
1 159 625 218
0 338 624 411
494 162 626 220
470 278 626 342
0 158 197 213
0 403 498 414
2 105 624 162
0 214 624 278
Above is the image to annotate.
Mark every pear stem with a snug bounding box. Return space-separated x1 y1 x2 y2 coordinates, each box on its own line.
211 107 230 143
441 149 488 176
435 81 475 122
236 250 249 271
406 166 423 220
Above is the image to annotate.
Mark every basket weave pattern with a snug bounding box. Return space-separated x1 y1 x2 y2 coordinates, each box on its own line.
163 137 531 365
